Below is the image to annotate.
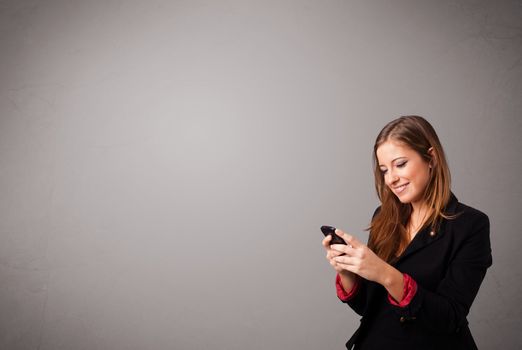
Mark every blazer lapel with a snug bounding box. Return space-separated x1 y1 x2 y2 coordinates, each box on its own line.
394 193 459 265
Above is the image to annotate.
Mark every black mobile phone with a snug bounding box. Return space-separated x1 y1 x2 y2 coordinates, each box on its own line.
321 225 346 245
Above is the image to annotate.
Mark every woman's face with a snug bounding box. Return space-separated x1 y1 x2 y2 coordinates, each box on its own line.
376 140 432 206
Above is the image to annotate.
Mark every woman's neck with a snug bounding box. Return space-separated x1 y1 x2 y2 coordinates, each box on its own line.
411 200 430 218
408 201 432 236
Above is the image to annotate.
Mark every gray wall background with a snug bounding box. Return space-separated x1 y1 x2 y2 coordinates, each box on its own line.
1 0 521 349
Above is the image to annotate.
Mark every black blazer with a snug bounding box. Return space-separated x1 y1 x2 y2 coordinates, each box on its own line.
343 193 492 350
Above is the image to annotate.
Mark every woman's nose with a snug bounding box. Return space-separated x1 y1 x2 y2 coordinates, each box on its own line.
386 171 399 186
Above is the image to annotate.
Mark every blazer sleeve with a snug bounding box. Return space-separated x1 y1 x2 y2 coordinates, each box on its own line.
389 209 492 334
341 277 368 316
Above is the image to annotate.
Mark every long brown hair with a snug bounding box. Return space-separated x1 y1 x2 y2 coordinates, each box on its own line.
368 116 453 263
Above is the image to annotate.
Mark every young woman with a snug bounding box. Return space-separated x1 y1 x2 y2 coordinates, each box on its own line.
322 116 492 349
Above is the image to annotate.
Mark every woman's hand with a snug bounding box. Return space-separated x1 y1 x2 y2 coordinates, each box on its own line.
330 229 399 287
322 233 356 278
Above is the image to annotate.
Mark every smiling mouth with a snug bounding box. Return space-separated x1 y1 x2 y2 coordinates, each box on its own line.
394 183 409 194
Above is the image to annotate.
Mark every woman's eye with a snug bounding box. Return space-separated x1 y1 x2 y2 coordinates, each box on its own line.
380 169 388 174
397 162 407 168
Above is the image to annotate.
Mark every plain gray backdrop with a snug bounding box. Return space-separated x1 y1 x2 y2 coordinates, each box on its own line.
1 0 521 349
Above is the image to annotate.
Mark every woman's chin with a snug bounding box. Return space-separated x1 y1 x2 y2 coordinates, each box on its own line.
395 193 412 204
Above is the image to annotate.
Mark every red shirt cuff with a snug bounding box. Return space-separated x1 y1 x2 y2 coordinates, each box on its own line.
335 273 360 301
387 273 417 307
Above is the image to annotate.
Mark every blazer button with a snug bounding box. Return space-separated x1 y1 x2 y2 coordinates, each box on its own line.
400 316 406 323
429 231 436 237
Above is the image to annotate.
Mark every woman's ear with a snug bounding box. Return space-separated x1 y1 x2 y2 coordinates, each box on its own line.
427 147 436 168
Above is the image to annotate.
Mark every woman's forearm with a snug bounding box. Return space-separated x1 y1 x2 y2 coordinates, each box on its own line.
381 264 404 302
339 270 358 292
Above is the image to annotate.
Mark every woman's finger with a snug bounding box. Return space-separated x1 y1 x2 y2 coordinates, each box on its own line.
329 259 343 272
327 249 345 260
322 235 332 248
335 229 362 248
330 244 348 254
344 245 363 258
334 228 346 237
334 255 358 266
